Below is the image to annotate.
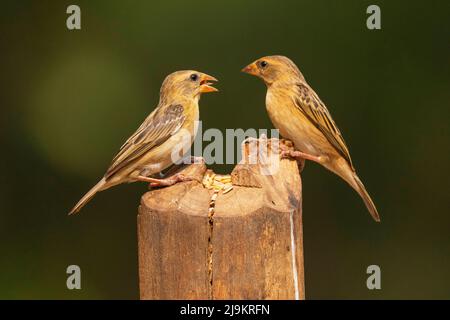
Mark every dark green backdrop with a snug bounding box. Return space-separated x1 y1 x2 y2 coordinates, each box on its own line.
1 0 449 299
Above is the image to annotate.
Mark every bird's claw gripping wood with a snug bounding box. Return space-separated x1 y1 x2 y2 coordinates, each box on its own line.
277 142 307 172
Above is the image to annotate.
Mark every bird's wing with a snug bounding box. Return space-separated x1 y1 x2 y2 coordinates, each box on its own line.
104 104 185 179
293 83 354 170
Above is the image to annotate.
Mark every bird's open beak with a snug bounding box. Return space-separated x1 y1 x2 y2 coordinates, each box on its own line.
241 63 258 76
199 74 218 93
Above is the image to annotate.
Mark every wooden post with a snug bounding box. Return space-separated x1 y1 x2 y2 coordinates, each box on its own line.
138 138 305 299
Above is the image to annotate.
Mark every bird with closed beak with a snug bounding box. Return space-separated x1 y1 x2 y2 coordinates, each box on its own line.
242 55 380 222
69 70 218 215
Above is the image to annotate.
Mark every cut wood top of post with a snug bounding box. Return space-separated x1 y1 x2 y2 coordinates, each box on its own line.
140 137 302 218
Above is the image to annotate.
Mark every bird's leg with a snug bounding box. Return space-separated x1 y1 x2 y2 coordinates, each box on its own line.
281 149 321 163
137 174 193 188
278 143 322 172
280 150 305 172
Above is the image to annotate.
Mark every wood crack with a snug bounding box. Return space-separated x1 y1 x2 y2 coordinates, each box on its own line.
202 172 232 299
207 190 217 299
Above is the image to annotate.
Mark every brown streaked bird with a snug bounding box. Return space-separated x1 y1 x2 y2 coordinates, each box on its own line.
69 70 218 215
242 55 380 222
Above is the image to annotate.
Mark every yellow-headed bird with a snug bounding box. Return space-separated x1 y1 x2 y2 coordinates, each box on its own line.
242 55 379 222
69 70 218 214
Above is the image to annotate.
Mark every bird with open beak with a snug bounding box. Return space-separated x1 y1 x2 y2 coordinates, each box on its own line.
69 70 218 215
242 55 380 222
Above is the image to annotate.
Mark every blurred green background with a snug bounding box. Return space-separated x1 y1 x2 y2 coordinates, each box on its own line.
1 0 449 299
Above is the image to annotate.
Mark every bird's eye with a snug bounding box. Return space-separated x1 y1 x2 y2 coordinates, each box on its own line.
190 74 198 81
260 60 268 68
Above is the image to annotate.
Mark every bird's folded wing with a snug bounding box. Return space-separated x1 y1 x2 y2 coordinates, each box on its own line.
104 104 185 179
293 83 354 170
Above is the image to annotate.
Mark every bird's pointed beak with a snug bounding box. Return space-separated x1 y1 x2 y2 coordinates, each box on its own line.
199 74 218 93
241 63 258 76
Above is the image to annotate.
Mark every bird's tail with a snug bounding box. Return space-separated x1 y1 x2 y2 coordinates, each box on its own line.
69 178 107 215
328 158 380 222
351 173 380 222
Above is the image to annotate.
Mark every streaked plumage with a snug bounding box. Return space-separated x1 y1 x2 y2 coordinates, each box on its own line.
242 55 380 222
69 70 217 214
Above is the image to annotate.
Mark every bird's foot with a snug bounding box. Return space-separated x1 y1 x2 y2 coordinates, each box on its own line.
279 150 306 172
137 174 193 188
280 149 325 172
